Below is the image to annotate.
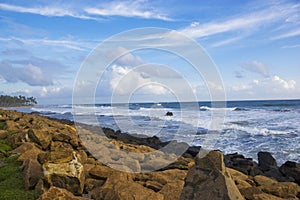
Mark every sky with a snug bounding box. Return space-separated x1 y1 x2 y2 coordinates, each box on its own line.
0 0 299 104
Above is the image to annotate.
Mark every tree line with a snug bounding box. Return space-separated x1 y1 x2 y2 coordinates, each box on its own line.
0 95 37 107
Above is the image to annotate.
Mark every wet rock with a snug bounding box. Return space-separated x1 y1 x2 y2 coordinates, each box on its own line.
280 161 300 185
22 159 43 190
180 150 244 200
38 186 89 200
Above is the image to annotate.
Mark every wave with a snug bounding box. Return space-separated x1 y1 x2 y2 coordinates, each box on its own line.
272 109 291 112
199 106 246 111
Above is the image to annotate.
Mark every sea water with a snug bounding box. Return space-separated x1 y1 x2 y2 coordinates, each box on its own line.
17 99 300 165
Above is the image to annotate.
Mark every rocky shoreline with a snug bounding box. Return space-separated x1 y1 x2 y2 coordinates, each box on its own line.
0 109 299 199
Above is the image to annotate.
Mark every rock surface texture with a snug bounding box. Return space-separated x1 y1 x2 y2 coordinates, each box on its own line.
0 109 299 200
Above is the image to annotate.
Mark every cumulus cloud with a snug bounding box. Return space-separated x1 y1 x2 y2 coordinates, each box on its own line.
0 61 53 86
229 75 298 99
109 65 170 96
107 47 143 67
240 61 269 78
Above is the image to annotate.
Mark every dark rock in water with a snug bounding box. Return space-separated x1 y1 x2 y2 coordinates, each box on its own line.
280 161 300 185
165 111 173 116
225 153 262 176
258 151 277 172
180 150 244 200
184 146 201 158
257 152 293 182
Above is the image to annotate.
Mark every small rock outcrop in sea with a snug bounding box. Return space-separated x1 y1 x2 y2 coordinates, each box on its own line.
180 150 244 200
165 111 173 116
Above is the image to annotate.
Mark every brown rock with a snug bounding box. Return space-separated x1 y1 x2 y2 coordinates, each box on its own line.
0 130 7 139
7 131 29 148
259 182 299 199
50 141 73 152
17 145 44 162
254 175 278 186
12 142 38 154
228 168 253 189
38 150 74 164
5 120 19 131
252 193 284 200
84 178 106 193
28 128 52 149
52 129 79 148
42 153 85 195
22 159 43 190
90 179 164 200
38 186 89 200
180 150 244 200
239 187 263 200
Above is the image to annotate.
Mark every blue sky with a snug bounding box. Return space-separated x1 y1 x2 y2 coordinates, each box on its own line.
0 0 299 104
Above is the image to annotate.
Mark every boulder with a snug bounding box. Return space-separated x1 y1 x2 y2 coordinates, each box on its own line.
258 151 277 172
180 150 244 200
280 161 300 184
42 153 85 195
12 142 43 162
38 150 74 164
28 128 52 149
259 181 299 199
21 159 43 190
225 153 261 176
90 178 164 200
38 186 89 200
0 130 7 139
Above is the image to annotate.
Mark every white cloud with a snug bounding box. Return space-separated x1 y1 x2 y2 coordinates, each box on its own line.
0 3 97 20
272 28 300 40
85 1 171 21
0 62 53 86
0 1 171 21
106 47 143 67
229 75 298 99
272 75 296 90
180 9 279 39
179 1 300 44
110 65 170 96
240 61 269 78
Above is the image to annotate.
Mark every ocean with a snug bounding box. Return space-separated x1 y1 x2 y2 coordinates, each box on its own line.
15 99 300 165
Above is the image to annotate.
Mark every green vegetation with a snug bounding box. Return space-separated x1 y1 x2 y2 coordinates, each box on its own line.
0 140 12 156
0 155 39 200
7 130 15 136
0 95 37 107
0 121 6 130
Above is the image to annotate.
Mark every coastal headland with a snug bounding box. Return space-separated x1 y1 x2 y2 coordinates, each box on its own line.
0 109 299 199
